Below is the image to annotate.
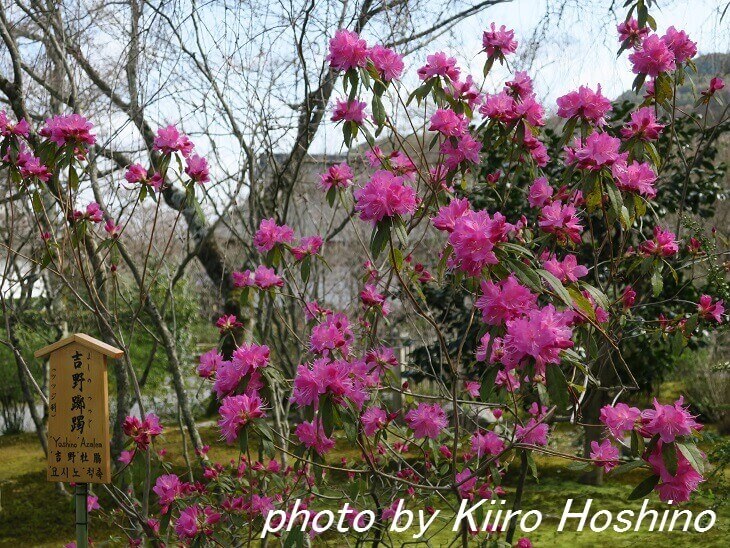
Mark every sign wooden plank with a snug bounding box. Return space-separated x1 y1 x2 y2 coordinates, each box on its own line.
45 338 116 484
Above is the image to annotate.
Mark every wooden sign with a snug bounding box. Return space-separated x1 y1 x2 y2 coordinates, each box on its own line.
35 334 123 484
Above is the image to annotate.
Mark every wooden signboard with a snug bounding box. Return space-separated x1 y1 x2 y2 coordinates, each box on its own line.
35 333 123 484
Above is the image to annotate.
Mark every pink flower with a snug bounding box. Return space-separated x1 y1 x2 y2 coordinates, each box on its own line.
253 218 294 253
364 346 398 374
449 75 484 108
482 23 518 57
327 29 369 72
125 163 148 184
471 430 505 457
309 313 353 357
618 18 649 48
123 413 164 450
360 283 388 314
528 177 553 208
495 368 521 392
12 146 50 181
646 442 704 503
501 305 574 374
455 468 477 499
556 84 612 126
198 349 223 378
480 91 517 122
542 254 589 283
175 505 220 539
85 202 104 223
429 108 468 137
253 265 284 289
476 333 491 362
417 52 460 82
590 439 619 473
152 125 194 157
184 154 210 184
639 226 679 257
291 235 323 261
514 95 545 127
0 110 29 137
629 34 675 77
641 396 702 443
449 210 510 275
361 407 387 436
662 27 696 63
504 71 533 99
600 402 641 439
706 76 725 95
612 160 657 198
153 473 183 511
539 201 583 244
40 114 96 147
464 381 480 398
353 170 417 223
218 393 266 444
523 133 550 166
440 133 482 169
516 538 533 548
565 132 623 170
432 197 470 233
295 419 336 455
87 495 101 512
698 295 724 323
405 403 447 439
622 286 637 309
331 99 367 124
515 418 549 446
118 450 135 465
621 107 664 141
216 314 242 333
104 218 121 238
319 162 354 191
232 343 270 375
475 275 537 325
369 45 404 81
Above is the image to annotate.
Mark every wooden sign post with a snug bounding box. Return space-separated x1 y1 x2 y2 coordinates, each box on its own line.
35 333 123 548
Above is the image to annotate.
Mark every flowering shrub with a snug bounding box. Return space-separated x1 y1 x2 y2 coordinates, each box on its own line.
1 2 727 546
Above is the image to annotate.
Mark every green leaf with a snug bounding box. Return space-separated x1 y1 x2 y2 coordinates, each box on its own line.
538 269 573 308
612 459 648 477
677 442 705 475
662 442 678 475
238 428 249 453
320 395 335 437
283 527 304 548
372 95 386 127
651 268 663 297
568 287 596 322
627 474 660 500
479 366 500 402
370 220 390 259
300 256 311 284
546 365 569 410
631 430 645 457
68 165 79 190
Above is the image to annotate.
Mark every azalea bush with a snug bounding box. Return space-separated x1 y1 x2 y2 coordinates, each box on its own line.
1 1 728 546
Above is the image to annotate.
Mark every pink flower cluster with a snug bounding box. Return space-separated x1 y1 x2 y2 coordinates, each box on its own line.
628 27 696 77
600 397 704 503
123 413 164 450
253 218 294 253
40 114 96 147
556 84 612 126
354 170 417 223
327 29 404 81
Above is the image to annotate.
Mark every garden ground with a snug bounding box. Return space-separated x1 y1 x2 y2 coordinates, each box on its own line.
0 421 726 547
